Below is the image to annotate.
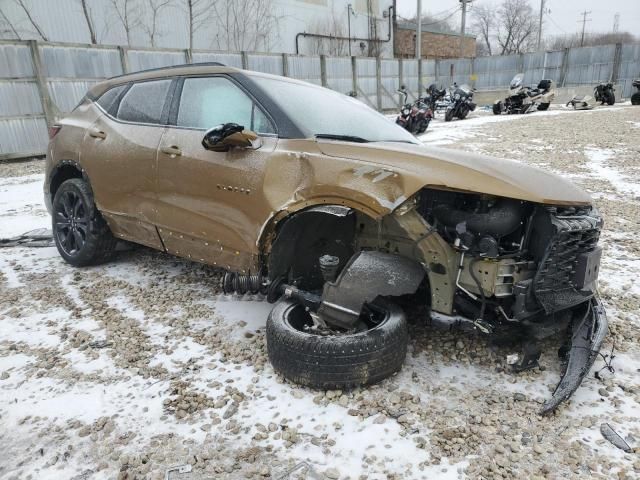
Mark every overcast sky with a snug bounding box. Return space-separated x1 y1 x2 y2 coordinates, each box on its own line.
396 0 640 38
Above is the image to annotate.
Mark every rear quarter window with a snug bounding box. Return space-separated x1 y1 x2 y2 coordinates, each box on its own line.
95 84 128 115
116 79 172 125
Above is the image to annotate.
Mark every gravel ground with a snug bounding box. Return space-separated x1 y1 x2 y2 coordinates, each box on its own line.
1 104 639 480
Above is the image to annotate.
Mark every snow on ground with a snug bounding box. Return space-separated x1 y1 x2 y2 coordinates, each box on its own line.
1 104 640 480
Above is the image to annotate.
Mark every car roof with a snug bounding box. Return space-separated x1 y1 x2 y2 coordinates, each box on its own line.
89 63 242 97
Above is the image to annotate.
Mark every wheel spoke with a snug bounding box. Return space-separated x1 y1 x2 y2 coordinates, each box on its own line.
72 229 84 250
64 229 73 248
61 193 73 217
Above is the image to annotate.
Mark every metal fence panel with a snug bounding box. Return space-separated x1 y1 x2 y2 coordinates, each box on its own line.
247 54 283 75
422 59 436 87
191 51 243 68
287 55 321 85
325 57 352 95
474 54 520 89
618 44 640 97
0 81 42 116
0 117 48 155
355 57 377 108
127 49 187 72
0 43 34 78
565 45 616 86
48 80 100 113
401 59 419 99
40 45 122 78
380 59 399 109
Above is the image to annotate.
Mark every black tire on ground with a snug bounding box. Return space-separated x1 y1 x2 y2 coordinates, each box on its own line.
537 102 550 111
52 178 117 267
459 105 469 119
266 298 408 389
445 108 455 122
632 92 640 106
605 91 615 105
492 102 502 115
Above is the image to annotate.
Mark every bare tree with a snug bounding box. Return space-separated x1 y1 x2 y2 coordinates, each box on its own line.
496 0 536 55
545 31 637 51
209 0 282 52
13 0 48 40
79 0 97 44
108 0 143 46
0 6 20 39
472 3 495 56
184 0 212 51
142 0 172 46
308 10 348 56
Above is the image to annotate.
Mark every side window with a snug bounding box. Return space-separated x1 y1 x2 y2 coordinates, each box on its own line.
177 77 275 134
96 84 127 115
117 79 172 124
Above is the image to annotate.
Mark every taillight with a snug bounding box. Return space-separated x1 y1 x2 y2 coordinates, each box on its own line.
48 125 62 139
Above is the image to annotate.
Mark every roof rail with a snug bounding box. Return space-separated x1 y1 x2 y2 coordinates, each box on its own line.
108 61 228 80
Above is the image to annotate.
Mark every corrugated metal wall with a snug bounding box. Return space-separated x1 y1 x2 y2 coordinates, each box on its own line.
1 39 638 159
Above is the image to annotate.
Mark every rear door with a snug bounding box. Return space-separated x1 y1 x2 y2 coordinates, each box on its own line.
156 75 277 271
81 78 175 249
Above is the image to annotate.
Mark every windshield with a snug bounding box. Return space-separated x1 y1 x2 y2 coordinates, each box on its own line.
456 84 472 95
510 74 524 89
253 76 419 144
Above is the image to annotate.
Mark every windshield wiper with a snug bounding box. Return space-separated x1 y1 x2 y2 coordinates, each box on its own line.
315 134 370 143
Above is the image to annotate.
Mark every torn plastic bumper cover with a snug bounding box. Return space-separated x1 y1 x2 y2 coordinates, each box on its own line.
541 296 608 414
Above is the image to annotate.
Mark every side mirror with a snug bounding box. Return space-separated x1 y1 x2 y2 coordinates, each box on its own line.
202 123 259 152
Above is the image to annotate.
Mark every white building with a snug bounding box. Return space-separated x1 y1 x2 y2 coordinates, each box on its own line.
0 0 395 56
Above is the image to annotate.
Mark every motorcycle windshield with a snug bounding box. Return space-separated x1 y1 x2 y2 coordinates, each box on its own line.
510 74 524 89
457 84 472 95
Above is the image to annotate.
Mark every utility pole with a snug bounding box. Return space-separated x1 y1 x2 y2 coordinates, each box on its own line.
459 0 472 58
416 0 421 60
347 3 353 56
578 10 592 47
537 0 545 51
613 13 620 34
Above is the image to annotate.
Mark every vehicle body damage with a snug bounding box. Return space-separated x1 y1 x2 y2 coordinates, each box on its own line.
44 64 607 414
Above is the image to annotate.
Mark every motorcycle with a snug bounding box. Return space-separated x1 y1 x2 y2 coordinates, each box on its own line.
566 94 595 110
593 82 615 105
493 74 555 115
631 79 640 105
445 84 476 121
395 87 433 134
425 83 447 113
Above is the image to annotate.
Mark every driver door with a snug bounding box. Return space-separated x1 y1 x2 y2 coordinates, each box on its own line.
156 75 277 272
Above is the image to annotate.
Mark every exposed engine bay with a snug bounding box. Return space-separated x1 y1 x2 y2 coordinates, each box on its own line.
223 187 607 414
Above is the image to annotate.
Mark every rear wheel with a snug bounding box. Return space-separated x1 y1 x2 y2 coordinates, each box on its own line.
605 91 615 105
52 178 117 267
445 108 455 122
537 102 550 111
492 102 502 115
632 92 640 105
266 298 408 389
458 105 469 119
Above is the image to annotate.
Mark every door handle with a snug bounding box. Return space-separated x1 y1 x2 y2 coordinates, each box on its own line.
161 145 182 157
89 128 106 139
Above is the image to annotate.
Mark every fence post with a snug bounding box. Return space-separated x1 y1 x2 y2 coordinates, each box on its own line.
434 59 439 88
241 51 248 70
518 53 525 73
319 55 328 87
118 46 129 74
612 43 623 85
559 47 570 87
351 56 358 95
398 57 403 89
376 56 382 111
184 49 192 64
28 40 56 127
471 57 476 89
418 58 423 95
282 53 289 77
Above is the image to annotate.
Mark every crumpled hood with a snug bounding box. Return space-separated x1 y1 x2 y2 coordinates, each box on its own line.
316 140 592 206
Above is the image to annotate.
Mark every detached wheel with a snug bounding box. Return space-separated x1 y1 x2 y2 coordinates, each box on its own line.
266 298 408 389
632 92 640 105
492 102 502 115
52 178 117 267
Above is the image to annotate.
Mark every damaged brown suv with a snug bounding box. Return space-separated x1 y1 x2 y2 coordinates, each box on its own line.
44 63 607 414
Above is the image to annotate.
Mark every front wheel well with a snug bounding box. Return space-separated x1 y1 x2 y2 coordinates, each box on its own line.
49 163 84 201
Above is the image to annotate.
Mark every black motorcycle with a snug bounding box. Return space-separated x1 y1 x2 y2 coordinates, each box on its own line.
631 79 640 106
594 82 615 105
445 84 476 121
425 83 447 113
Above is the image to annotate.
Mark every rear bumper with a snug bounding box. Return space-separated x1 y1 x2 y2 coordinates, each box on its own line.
540 296 608 414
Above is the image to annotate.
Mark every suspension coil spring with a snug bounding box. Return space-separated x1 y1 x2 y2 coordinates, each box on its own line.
222 272 268 295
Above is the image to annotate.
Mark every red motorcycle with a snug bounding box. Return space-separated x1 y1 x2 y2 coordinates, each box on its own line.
395 86 433 135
